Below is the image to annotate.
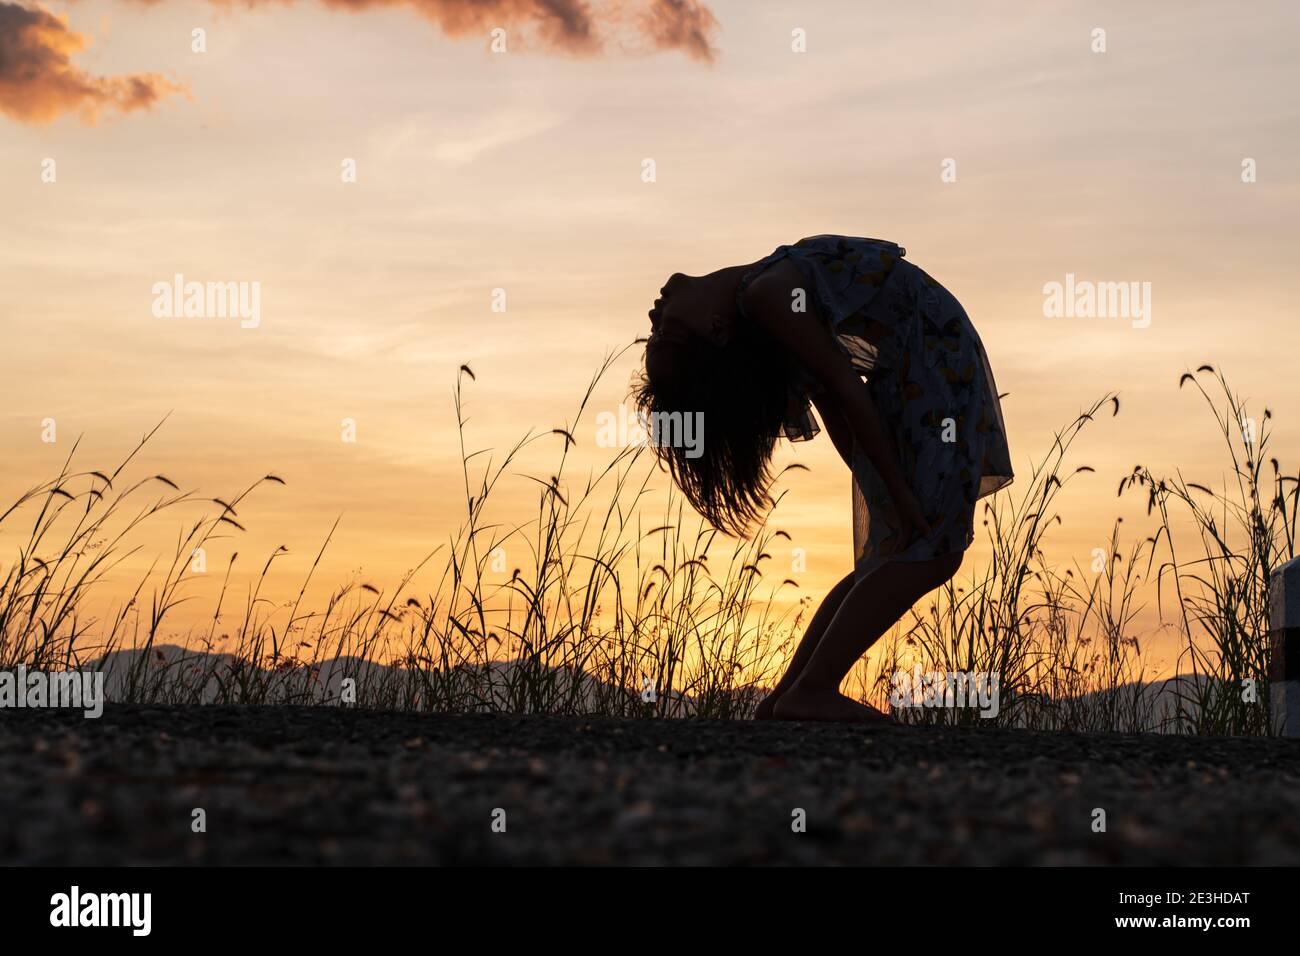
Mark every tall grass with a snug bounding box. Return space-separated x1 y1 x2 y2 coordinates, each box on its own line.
871 395 1162 732
0 360 1292 733
1121 366 1297 734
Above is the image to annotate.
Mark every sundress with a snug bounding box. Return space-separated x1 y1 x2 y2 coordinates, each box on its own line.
736 235 1014 580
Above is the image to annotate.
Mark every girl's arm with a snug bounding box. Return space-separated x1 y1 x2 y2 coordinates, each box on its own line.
810 391 854 469
743 262 931 537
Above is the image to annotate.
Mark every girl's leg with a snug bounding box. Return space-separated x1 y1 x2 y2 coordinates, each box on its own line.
753 569 856 719
774 551 964 722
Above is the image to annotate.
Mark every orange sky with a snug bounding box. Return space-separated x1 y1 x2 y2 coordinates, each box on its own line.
2 0 1299 673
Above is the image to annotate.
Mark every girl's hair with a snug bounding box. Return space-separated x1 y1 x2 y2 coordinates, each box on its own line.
632 320 794 536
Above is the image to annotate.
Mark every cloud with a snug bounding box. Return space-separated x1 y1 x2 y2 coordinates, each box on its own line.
138 0 720 60
0 1 185 124
638 0 718 62
424 109 566 165
0 0 718 125
383 0 602 53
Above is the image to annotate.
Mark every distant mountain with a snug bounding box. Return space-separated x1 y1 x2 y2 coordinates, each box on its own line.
79 644 699 716
54 646 1253 730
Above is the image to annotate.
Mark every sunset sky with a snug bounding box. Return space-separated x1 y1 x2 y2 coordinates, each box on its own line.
3 0 1299 670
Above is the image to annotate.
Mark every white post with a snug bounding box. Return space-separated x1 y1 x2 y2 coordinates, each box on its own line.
1271 556 1300 736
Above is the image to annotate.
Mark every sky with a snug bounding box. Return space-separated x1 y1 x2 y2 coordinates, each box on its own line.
2 0 1299 671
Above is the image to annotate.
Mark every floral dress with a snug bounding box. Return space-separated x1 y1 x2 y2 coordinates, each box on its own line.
736 235 1014 580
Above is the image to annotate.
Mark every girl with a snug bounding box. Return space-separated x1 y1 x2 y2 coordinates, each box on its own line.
634 235 1013 722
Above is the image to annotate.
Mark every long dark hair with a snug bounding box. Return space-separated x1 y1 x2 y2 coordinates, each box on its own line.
632 320 795 536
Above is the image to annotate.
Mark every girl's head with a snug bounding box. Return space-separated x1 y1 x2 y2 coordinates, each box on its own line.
633 268 794 536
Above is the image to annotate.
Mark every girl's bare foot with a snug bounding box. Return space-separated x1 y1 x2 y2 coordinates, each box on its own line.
753 692 781 720
772 684 893 723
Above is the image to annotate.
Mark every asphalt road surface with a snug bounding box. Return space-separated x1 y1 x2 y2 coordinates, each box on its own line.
3 706 1298 865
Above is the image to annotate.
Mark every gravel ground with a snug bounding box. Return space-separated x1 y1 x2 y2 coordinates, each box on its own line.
2 705 1299 865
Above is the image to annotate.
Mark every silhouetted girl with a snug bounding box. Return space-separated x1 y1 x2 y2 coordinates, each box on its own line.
634 235 1012 722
